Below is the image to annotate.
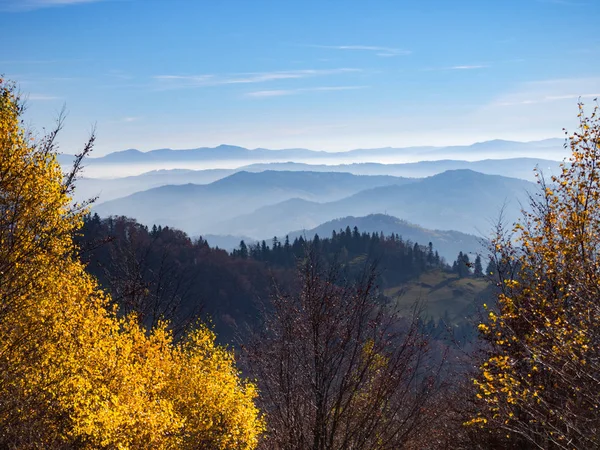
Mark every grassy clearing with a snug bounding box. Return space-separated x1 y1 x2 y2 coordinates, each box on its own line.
384 269 492 322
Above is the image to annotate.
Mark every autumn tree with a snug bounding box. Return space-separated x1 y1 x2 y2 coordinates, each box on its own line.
469 102 600 449
244 245 440 450
0 79 263 448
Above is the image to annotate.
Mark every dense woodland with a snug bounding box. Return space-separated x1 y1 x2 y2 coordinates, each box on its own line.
3 76 600 449
78 212 485 344
232 227 445 279
78 213 280 341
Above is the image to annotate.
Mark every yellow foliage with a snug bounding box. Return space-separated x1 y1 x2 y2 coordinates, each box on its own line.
469 101 600 448
0 79 263 448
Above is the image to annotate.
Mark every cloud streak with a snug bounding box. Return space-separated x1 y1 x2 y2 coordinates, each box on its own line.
486 78 600 108
0 0 106 11
26 94 61 101
245 85 369 98
496 93 600 106
154 68 362 90
536 0 585 5
450 65 489 70
311 45 411 57
423 64 489 71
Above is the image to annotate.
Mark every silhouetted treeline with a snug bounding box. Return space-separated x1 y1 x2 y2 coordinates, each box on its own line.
233 225 449 287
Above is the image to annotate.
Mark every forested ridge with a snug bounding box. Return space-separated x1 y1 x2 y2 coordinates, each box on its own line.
78 213 474 343
3 75 600 449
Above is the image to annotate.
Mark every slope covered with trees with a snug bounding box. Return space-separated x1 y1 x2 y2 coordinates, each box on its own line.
233 225 448 287
78 213 286 342
78 214 483 342
286 213 483 263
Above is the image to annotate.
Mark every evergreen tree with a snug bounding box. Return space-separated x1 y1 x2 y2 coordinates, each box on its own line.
454 251 471 278
473 255 483 277
427 242 434 265
239 240 249 259
313 233 321 248
260 240 268 260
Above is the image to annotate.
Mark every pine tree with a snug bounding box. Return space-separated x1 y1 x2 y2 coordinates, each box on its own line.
239 240 249 259
473 255 483 277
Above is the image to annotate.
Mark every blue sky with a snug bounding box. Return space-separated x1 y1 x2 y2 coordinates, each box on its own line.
1 0 599 155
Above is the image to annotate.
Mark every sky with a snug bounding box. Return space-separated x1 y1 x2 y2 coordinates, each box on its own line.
1 0 600 156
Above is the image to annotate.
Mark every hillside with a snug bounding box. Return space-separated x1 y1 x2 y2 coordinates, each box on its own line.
286 214 484 263
385 269 494 323
93 170 414 233
216 169 536 238
70 156 559 205
73 168 236 203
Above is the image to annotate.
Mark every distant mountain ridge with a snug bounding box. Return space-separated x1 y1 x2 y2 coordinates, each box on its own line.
62 139 567 168
213 169 536 238
239 157 562 182
73 156 558 204
93 170 414 233
73 168 236 203
94 169 536 242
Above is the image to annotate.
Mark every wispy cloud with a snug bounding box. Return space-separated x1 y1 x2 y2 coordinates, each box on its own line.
536 0 585 5
121 116 140 122
0 0 106 11
26 94 61 101
546 93 600 101
245 90 292 98
424 64 489 71
487 78 600 108
154 68 361 90
311 45 411 57
450 65 489 70
107 69 134 80
245 85 369 98
0 59 88 65
496 93 600 106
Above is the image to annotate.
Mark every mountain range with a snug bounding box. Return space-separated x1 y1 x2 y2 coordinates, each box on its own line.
239 158 562 182
211 169 534 238
93 169 536 245
92 171 413 232
61 139 567 179
73 157 558 203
